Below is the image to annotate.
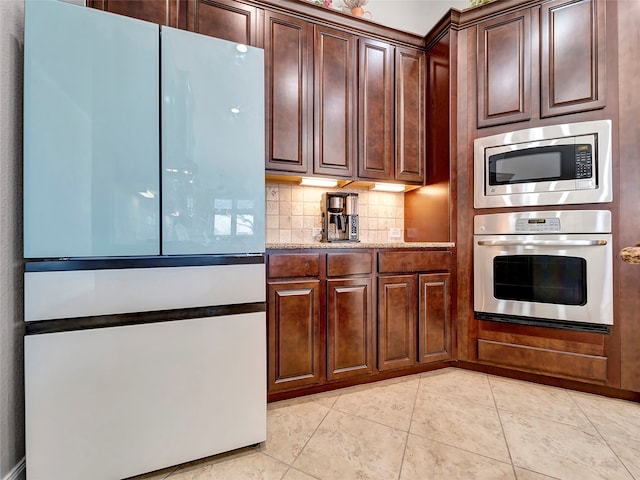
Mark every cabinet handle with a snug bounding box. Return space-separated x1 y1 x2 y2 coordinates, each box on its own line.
477 240 608 247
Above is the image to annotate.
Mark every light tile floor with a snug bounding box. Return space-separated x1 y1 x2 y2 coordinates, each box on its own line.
133 368 640 480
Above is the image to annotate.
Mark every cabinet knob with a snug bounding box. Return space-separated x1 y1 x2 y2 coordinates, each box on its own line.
620 246 640 264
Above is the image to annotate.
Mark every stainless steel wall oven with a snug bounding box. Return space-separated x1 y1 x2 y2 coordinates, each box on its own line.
474 210 613 333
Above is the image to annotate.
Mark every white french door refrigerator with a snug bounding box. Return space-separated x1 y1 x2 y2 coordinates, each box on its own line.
23 2 266 479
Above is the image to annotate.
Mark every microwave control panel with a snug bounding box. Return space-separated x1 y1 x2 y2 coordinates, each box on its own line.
515 218 561 232
575 144 593 178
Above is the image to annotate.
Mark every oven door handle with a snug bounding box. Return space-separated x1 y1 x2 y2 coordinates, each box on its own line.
476 240 608 247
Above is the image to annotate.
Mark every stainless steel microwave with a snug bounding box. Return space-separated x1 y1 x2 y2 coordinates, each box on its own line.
473 120 612 208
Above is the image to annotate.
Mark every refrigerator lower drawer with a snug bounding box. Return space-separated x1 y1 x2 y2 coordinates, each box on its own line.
25 263 266 322
25 313 266 480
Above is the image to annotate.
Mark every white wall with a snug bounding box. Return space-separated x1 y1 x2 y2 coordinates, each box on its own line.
0 0 25 478
359 0 471 35
277 0 472 35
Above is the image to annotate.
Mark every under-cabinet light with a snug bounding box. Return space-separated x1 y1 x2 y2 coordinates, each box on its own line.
299 177 338 188
370 182 406 193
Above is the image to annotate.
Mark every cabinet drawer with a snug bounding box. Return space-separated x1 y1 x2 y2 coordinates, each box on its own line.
327 252 372 277
477 339 607 383
378 251 451 273
268 254 320 278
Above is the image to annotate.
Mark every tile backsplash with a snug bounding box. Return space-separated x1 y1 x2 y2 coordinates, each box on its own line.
266 181 404 244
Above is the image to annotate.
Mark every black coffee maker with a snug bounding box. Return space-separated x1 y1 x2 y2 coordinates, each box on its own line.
322 192 359 242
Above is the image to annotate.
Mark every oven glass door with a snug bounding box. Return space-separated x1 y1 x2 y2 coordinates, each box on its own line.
494 254 587 306
474 233 613 327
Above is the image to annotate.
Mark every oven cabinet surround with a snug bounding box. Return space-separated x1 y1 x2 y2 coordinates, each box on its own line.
615 0 640 393
444 0 626 392
476 0 606 128
378 251 451 371
266 246 453 399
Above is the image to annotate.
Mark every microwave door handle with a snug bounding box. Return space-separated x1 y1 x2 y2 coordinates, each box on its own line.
476 240 608 247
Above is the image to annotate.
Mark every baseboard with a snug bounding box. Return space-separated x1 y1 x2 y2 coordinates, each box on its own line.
3 458 25 480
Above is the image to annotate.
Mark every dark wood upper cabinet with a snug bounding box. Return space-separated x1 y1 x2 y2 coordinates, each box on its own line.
476 10 532 127
395 46 425 183
313 25 357 178
358 42 424 184
87 0 186 27
186 0 261 47
264 12 312 174
476 0 606 127
540 0 606 117
357 39 395 180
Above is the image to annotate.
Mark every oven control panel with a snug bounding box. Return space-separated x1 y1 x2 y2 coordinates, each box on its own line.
474 210 611 235
515 218 561 232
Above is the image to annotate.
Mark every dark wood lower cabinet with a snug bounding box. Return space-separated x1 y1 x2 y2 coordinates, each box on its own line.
377 271 451 372
475 320 609 384
327 277 374 380
378 275 417 371
418 273 451 363
268 280 322 393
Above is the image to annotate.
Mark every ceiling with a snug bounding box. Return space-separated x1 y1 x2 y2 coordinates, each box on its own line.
334 0 472 36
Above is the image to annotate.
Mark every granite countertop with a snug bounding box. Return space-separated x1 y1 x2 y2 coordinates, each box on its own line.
620 246 640 264
266 242 454 249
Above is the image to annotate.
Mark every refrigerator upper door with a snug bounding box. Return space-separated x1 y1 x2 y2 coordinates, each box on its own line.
23 1 160 258
161 27 265 255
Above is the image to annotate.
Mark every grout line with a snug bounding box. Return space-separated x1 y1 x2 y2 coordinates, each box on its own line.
569 392 638 480
281 392 339 473
396 372 424 480
487 374 519 479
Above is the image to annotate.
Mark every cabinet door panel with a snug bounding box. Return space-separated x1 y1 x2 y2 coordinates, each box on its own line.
88 0 185 28
418 273 451 362
540 0 606 117
24 1 160 258
187 0 259 47
268 281 322 392
358 39 394 180
314 26 356 178
395 47 425 183
477 10 532 127
327 278 373 380
161 28 265 254
264 12 312 174
378 275 417 371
